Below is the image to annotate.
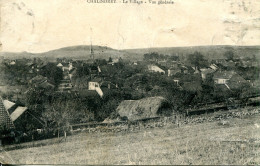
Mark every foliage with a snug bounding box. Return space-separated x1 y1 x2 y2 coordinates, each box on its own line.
144 52 160 61
39 63 63 86
143 52 178 62
99 98 120 120
96 89 122 120
108 57 113 62
224 51 234 61
236 66 260 81
42 99 76 131
1 54 257 134
95 59 107 66
0 62 31 86
74 64 90 77
187 51 208 69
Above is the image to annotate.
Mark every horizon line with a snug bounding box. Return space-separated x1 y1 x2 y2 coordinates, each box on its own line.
1 44 260 54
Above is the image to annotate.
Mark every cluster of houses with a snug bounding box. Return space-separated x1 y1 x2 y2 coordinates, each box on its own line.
29 75 55 90
0 51 259 141
54 58 121 97
146 58 257 95
0 57 111 97
1 52 258 100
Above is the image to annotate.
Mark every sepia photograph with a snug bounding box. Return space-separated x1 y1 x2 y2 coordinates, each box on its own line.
0 0 260 165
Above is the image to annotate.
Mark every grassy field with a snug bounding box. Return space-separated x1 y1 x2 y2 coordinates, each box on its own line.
1 113 260 165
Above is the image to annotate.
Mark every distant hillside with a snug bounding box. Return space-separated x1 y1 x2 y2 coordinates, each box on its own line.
39 45 123 60
1 45 260 61
124 45 260 61
0 45 133 61
0 51 35 59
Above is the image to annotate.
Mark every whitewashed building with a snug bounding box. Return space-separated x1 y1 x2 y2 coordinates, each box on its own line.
148 65 165 74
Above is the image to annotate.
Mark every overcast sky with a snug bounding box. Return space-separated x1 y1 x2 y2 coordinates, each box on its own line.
1 0 259 53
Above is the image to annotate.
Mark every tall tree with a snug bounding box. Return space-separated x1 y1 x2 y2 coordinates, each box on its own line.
224 50 234 61
39 63 63 86
187 51 208 70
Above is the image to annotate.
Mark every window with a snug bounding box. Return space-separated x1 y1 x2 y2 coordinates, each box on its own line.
219 79 228 84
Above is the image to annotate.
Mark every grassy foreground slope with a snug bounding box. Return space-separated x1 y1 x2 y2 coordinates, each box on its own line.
1 114 260 165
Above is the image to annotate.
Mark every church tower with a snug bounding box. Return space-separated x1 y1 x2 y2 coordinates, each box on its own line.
89 27 94 60
90 41 94 60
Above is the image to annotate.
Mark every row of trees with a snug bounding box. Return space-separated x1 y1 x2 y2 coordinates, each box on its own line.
0 62 32 86
144 52 179 61
0 62 63 88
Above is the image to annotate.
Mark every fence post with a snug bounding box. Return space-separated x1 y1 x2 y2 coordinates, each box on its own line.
32 134 34 146
176 115 179 127
127 120 130 132
63 126 67 142
58 128 60 138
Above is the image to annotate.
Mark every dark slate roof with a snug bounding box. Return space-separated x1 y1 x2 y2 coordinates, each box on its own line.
168 66 180 70
214 84 231 92
213 70 235 80
25 62 34 66
30 75 48 84
0 97 15 131
39 81 55 89
214 74 250 91
37 62 48 68
200 68 215 75
182 81 202 92
90 65 98 70
100 81 117 88
78 89 100 98
90 77 102 83
227 74 250 90
69 68 76 74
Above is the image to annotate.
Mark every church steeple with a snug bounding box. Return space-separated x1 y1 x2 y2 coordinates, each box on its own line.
90 41 94 60
90 28 94 60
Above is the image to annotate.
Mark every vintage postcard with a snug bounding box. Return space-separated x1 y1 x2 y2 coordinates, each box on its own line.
0 0 260 165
